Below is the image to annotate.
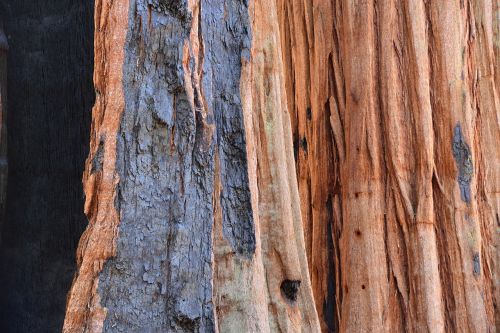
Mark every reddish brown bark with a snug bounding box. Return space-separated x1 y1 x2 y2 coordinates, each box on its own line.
65 0 498 332
277 0 499 331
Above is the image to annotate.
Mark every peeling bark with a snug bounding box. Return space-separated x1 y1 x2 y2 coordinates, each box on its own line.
65 0 319 332
277 0 499 331
65 0 498 332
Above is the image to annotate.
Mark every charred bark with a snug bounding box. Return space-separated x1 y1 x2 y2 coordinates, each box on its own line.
0 1 94 332
0 19 7 242
64 1 318 332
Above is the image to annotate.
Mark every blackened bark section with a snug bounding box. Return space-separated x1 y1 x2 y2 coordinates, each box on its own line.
324 195 339 332
98 2 215 332
201 0 255 257
149 0 190 23
97 1 255 331
0 20 7 242
280 280 301 302
452 123 473 203
0 1 94 332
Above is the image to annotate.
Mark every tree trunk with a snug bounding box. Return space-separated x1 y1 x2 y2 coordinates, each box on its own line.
277 1 499 331
0 19 7 241
64 0 498 332
0 1 94 331
64 0 318 332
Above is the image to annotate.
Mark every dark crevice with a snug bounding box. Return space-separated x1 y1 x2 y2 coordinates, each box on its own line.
293 136 299 162
281 279 301 303
324 194 339 332
91 137 105 173
301 137 308 154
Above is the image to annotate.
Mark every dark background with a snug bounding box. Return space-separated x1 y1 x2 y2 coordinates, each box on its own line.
0 1 94 331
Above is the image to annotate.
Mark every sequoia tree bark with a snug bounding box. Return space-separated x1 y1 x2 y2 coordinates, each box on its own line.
277 0 499 332
64 0 319 332
0 20 7 240
65 0 499 333
0 1 94 332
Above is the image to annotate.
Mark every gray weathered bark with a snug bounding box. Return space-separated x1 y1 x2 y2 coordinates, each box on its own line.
64 0 320 332
98 1 253 330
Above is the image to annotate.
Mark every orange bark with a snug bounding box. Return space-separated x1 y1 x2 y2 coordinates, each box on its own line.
63 1 128 331
65 0 498 332
277 0 499 331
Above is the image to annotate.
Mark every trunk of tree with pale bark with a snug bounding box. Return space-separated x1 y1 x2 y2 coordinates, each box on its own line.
0 0 498 332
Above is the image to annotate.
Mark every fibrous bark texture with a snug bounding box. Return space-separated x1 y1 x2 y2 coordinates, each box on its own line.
65 0 499 332
0 1 94 332
64 0 318 332
277 0 499 332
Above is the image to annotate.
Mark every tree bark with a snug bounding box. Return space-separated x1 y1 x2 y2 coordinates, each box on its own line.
0 20 7 241
65 0 499 332
64 0 318 332
277 1 499 332
0 1 94 331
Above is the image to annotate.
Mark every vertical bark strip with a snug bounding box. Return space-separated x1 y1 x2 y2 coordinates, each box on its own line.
64 1 128 331
65 0 320 332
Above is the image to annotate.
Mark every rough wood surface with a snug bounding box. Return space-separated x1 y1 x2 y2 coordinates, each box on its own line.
277 0 499 331
65 0 499 332
64 0 319 332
